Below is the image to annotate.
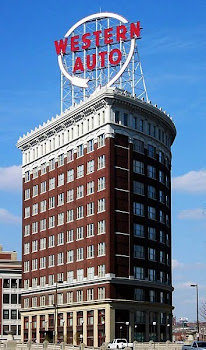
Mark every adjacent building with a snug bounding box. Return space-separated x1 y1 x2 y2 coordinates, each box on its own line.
0 245 22 341
17 87 176 345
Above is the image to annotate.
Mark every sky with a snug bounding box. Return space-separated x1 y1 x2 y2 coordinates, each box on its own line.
0 0 205 322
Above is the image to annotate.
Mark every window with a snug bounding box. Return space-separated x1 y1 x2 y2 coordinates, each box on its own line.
25 206 30 218
49 158 55 171
33 167 38 179
133 202 144 216
87 289 94 301
98 177 106 191
32 240 38 252
67 229 74 243
148 227 156 240
148 269 156 281
58 212 64 225
48 196 55 210
133 160 144 174
40 257 46 269
48 275 54 286
58 153 64 167
148 185 156 200
160 291 164 303
98 287 105 299
24 261 30 273
49 177 55 190
133 181 144 195
147 165 156 179
32 296 37 307
67 271 74 283
149 248 156 261
3 294 9 303
24 225 30 236
77 290 83 302
32 259 38 271
25 188 30 200
67 149 74 162
40 295 45 306
67 209 74 222
123 113 128 126
115 110 120 123
97 134 105 148
87 267 94 280
40 181 46 193
41 163 46 175
134 224 144 237
87 245 94 259
159 170 164 183
77 185 84 199
87 223 94 237
148 206 156 220
77 226 84 240
160 251 165 264
159 190 165 203
159 151 164 163
24 242 30 255
134 245 145 259
159 210 165 223
87 139 94 152
48 294 54 305
98 220 106 234
58 193 64 206
149 290 156 302
98 264 105 277
25 171 30 182
67 169 74 182
148 144 156 158
67 189 74 202
134 288 144 301
67 250 74 263
3 279 10 288
77 247 84 261
87 181 94 195
139 119 144 132
58 173 64 186
77 164 84 178
134 267 144 280
77 269 84 281
67 292 73 303
133 139 144 153
58 232 64 245
77 144 84 158
98 198 105 212
49 215 55 228
87 202 94 216
160 271 165 283
48 255 55 267
40 276 46 287
48 235 55 248
98 155 105 169
98 242 105 256
87 160 94 173
32 203 38 216
3 310 9 319
40 200 46 213
57 252 64 265
32 278 38 288
160 230 165 243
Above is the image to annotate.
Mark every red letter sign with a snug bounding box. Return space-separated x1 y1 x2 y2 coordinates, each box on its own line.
54 38 68 55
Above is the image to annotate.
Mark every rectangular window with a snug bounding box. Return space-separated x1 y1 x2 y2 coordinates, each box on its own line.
134 267 144 280
77 164 84 178
160 251 165 264
32 203 38 216
24 261 29 273
33 167 38 179
159 170 164 183
87 202 94 216
148 227 156 240
58 232 64 245
98 242 105 256
40 276 46 287
77 144 84 158
98 220 106 234
41 163 46 175
58 212 64 225
67 271 74 283
40 257 46 269
67 292 73 303
148 206 156 220
133 140 144 153
77 268 84 281
25 188 30 200
133 202 144 216
58 154 64 167
67 209 74 222
58 193 64 206
32 221 38 234
87 223 94 237
49 215 55 228
115 111 120 124
58 173 64 186
67 169 74 182
148 269 156 281
149 290 156 302
87 245 94 259
77 290 83 302
67 230 74 243
98 264 105 277
67 149 74 162
87 160 94 173
123 113 128 126
148 185 156 200
32 240 38 252
160 210 165 223
133 181 144 195
97 134 105 148
40 200 46 213
87 181 94 195
148 144 156 158
67 189 74 203
67 250 74 263
25 171 30 182
32 259 38 271
77 247 84 261
147 165 156 179
48 275 54 286
49 158 55 171
40 181 46 193
133 160 144 174
134 245 145 259
25 206 30 218
98 198 105 212
87 288 94 301
24 242 30 255
49 177 55 190
48 255 55 267
77 185 84 199
24 225 30 236
134 223 144 237
159 151 164 163
98 177 106 191
57 252 64 265
87 266 94 280
87 139 94 153
98 155 105 169
134 288 144 301
48 235 55 248
77 226 84 240
148 248 156 261
139 119 144 132
98 287 105 300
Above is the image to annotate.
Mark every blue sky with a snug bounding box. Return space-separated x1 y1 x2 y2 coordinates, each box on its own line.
0 0 206 322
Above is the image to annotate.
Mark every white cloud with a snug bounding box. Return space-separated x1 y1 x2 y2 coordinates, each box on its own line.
0 166 21 192
172 259 184 269
172 170 206 193
0 208 21 225
178 208 205 220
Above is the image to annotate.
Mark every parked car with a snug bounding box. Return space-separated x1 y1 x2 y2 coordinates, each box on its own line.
182 341 206 350
107 339 133 349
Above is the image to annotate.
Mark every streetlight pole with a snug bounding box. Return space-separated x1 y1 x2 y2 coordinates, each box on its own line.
191 284 199 340
152 321 156 348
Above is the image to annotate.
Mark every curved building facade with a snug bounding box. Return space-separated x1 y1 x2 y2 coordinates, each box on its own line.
17 87 176 345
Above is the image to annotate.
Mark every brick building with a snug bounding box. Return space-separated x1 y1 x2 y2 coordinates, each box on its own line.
0 245 22 341
17 87 176 345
